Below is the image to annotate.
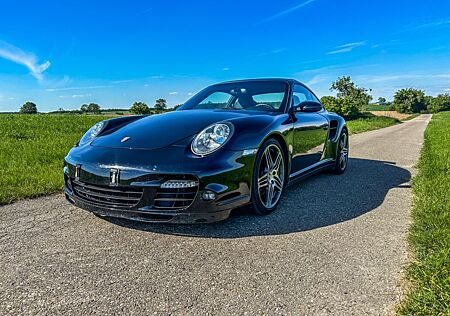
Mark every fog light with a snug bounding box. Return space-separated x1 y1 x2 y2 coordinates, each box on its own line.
161 180 198 189
202 190 216 201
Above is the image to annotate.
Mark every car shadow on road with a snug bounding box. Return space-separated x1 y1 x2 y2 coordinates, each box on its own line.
106 158 411 238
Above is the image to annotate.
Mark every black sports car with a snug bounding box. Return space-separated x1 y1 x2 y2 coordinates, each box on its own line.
64 79 348 223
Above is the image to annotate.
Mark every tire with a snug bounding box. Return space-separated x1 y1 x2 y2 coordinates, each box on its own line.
251 138 287 215
332 128 349 174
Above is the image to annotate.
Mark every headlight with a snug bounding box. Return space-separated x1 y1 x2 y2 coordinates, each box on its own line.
78 121 105 146
191 122 233 156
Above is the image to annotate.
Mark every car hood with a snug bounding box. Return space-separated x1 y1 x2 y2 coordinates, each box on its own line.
91 109 271 150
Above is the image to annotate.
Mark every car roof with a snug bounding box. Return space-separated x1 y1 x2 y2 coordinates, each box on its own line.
213 78 302 85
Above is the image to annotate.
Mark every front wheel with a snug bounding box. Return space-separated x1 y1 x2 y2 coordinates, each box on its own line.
251 139 286 215
332 129 349 174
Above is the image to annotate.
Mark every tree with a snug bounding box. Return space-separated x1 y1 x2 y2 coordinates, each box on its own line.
80 104 89 113
81 103 101 114
321 76 372 118
393 88 426 113
87 103 101 114
154 98 167 112
426 93 450 113
19 101 38 114
130 101 151 114
378 97 386 105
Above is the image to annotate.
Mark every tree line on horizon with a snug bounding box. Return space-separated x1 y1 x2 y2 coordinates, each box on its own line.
17 79 450 116
17 98 171 115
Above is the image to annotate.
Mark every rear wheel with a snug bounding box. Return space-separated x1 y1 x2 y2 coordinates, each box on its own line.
332 129 349 174
251 139 286 215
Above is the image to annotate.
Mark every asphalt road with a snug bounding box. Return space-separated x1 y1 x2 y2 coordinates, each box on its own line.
0 114 431 315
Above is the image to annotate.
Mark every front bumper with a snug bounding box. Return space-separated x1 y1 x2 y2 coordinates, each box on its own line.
64 144 256 223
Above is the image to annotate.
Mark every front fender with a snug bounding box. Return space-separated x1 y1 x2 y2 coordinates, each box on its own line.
224 114 292 150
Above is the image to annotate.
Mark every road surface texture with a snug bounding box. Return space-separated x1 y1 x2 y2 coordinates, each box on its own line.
0 115 431 315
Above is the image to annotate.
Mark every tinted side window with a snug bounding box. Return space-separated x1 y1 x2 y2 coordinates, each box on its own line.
292 85 320 107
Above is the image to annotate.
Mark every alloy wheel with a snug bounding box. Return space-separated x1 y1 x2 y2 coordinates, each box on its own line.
257 144 285 209
339 132 349 171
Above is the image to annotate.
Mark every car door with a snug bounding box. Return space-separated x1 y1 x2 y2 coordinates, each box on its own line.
290 84 329 175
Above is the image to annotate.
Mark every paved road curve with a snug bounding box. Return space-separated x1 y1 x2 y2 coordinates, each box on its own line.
0 115 431 315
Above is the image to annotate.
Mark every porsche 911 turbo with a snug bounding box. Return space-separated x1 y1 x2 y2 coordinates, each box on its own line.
63 79 348 223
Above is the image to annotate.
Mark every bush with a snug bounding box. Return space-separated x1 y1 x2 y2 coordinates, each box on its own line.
320 95 367 118
393 88 426 113
427 94 450 113
320 96 340 114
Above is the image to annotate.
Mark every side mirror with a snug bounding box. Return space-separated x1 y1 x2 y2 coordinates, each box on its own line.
294 101 323 113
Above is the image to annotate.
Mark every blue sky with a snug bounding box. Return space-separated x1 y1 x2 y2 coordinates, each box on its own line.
0 0 449 112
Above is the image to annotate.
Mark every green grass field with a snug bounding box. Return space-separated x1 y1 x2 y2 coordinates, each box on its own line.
363 104 392 111
399 111 450 315
0 115 113 204
0 114 400 205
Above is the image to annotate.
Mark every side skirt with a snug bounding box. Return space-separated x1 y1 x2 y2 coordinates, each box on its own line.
286 158 334 187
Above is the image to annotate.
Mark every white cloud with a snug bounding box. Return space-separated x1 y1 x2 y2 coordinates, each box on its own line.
222 67 230 71
260 0 318 23
187 92 193 96
0 40 50 80
169 91 178 95
327 41 366 55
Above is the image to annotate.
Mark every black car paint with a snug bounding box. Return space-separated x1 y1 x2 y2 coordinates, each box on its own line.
64 79 346 223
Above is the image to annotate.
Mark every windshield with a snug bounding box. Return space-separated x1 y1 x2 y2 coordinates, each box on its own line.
179 81 289 112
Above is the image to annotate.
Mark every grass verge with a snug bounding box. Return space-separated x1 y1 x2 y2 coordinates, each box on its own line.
0 113 400 205
398 111 450 315
347 115 399 134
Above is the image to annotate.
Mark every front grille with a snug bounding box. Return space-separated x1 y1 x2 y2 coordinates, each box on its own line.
153 186 198 210
72 181 143 208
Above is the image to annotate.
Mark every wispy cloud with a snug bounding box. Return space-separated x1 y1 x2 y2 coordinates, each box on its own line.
0 40 50 80
222 67 230 71
169 91 178 95
45 85 113 92
408 19 450 31
327 41 366 55
305 75 328 86
257 48 287 57
135 7 152 16
59 93 92 99
260 0 318 24
357 73 450 84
